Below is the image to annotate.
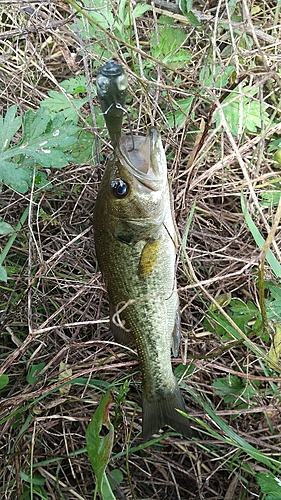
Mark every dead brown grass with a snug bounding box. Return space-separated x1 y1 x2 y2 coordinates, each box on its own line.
0 0 281 499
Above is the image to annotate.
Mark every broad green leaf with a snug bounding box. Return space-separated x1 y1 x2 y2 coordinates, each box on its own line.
183 9 201 26
40 91 88 123
0 105 22 152
151 26 188 68
199 65 235 88
179 0 193 13
0 160 31 193
256 472 281 499
266 286 281 322
109 469 124 491
0 265 7 283
260 191 281 208
0 220 14 235
86 390 116 500
60 76 88 94
212 376 259 406
26 363 46 385
70 129 98 163
133 4 150 18
0 374 9 390
12 109 79 168
166 96 194 128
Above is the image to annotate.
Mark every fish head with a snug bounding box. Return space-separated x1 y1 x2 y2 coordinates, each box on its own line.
96 128 170 243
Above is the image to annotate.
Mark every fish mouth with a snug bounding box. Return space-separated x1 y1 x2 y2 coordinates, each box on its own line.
118 127 166 191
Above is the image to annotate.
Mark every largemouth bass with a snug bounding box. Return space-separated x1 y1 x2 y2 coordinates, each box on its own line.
93 127 191 440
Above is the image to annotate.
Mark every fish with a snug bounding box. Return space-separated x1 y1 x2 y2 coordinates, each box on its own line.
93 127 192 440
96 60 128 148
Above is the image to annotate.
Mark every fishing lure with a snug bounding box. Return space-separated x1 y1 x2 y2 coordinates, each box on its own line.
96 60 128 148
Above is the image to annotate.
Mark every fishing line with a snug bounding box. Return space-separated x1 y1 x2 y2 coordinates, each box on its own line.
101 102 135 151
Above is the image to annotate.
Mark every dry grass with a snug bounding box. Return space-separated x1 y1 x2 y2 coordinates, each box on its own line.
0 1 281 499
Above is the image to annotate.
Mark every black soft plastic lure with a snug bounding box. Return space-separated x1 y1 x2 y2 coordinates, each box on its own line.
96 60 128 148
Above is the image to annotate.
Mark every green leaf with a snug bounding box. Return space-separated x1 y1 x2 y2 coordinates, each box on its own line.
108 469 123 491
212 376 258 407
0 374 9 390
0 266 7 282
26 363 46 385
86 390 116 500
16 108 79 168
256 472 281 499
266 286 281 321
214 86 270 136
133 4 150 18
199 65 235 88
60 76 88 94
40 91 88 123
72 0 114 37
0 160 31 194
0 105 22 153
260 191 281 208
0 220 14 235
178 0 201 24
69 129 96 163
166 96 194 128
183 9 201 26
268 324 281 368
150 26 190 68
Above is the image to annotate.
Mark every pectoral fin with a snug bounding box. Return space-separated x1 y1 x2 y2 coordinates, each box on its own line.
138 238 161 279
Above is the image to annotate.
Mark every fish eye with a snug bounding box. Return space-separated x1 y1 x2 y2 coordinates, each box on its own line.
111 178 129 198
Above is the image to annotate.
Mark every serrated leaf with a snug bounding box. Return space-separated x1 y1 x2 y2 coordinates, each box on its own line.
0 160 31 193
22 108 51 143
14 109 79 168
0 105 22 153
0 220 14 235
70 129 95 163
0 374 9 390
60 76 88 94
86 391 116 500
41 91 88 123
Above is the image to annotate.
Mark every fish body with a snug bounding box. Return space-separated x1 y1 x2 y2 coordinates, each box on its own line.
93 128 191 439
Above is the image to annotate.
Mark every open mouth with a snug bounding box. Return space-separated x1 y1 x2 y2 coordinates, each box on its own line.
119 128 164 190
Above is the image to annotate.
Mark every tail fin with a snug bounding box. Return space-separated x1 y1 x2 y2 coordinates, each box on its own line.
142 384 192 440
